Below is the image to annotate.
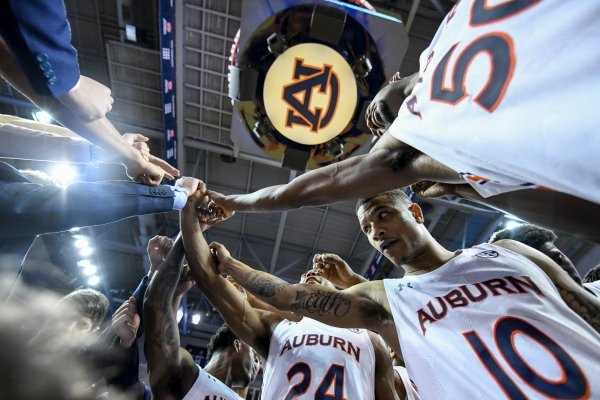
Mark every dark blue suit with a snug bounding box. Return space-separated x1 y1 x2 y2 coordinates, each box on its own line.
0 162 177 272
0 0 80 96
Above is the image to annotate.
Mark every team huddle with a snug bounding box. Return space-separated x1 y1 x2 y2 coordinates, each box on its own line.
1 0 599 399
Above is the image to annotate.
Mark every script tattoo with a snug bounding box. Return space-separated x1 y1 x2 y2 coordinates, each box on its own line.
244 270 288 298
292 290 351 317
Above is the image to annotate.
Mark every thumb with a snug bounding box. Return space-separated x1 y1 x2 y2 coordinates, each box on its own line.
129 133 149 142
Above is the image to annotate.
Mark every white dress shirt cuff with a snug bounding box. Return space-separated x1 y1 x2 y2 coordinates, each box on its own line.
172 188 188 210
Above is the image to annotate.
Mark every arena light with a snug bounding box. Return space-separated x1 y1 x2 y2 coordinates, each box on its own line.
176 308 184 323
51 164 79 186
79 246 94 257
82 265 97 276
69 227 81 232
88 275 101 286
32 110 53 124
77 259 92 268
73 237 90 249
191 313 201 325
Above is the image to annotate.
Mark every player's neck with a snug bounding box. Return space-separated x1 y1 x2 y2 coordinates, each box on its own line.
403 241 460 276
205 352 250 395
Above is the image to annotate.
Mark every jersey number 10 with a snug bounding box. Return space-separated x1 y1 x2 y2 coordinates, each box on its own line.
463 316 589 399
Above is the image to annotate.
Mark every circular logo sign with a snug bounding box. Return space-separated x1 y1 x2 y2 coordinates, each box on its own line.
263 43 357 145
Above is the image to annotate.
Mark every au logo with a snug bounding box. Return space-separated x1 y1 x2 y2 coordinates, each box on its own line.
283 58 339 133
263 43 357 145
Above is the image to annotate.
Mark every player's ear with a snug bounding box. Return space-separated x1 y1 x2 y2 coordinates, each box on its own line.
409 203 425 224
233 339 241 353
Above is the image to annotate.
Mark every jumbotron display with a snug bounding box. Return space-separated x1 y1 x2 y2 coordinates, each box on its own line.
229 0 407 170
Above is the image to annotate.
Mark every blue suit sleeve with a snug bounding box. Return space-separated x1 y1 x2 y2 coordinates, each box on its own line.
0 0 80 96
0 181 176 238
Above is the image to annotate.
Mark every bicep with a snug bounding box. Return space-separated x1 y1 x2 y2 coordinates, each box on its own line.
196 271 276 357
495 240 600 333
287 283 392 332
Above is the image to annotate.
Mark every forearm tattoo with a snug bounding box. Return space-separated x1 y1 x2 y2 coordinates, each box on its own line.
557 281 600 333
244 270 288 298
292 290 351 317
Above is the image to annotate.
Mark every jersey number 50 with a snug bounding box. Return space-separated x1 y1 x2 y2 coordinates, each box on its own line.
429 0 540 113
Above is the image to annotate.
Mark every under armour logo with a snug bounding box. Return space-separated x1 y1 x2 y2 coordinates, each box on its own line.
282 58 339 132
475 250 499 258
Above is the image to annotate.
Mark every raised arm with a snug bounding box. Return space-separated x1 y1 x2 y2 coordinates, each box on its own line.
494 239 600 333
412 181 600 244
313 253 367 289
211 245 393 334
143 236 197 399
180 191 282 359
209 133 462 213
369 332 401 400
0 37 178 184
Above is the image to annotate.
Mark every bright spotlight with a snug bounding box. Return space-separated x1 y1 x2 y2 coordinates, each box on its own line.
82 266 97 276
73 238 90 249
88 275 101 286
32 110 53 124
504 220 522 230
51 164 78 186
69 227 81 232
77 259 92 268
176 308 184 323
79 247 94 257
191 313 201 324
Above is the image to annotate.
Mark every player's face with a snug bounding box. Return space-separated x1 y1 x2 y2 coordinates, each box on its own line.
300 268 335 288
366 77 412 137
235 342 261 383
357 196 424 266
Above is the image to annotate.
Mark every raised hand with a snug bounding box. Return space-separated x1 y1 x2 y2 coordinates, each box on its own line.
410 180 460 199
57 76 113 122
174 176 202 198
186 181 235 231
313 253 362 289
147 235 175 275
122 133 180 181
209 241 232 276
175 264 196 296
111 297 140 348
205 189 235 219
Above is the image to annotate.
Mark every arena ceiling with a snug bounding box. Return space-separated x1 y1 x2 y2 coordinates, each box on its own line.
1 0 599 343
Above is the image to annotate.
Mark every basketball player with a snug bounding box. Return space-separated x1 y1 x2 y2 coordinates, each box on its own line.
143 235 259 400
180 192 399 400
211 188 600 399
312 252 420 400
206 0 600 240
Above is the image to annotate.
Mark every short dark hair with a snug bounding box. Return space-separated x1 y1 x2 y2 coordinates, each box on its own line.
59 289 109 330
356 189 412 214
583 264 600 283
206 324 237 361
489 224 557 251
372 100 397 129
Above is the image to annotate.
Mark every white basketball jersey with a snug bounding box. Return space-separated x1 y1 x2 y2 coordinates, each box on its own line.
393 366 421 400
388 0 600 202
261 317 375 400
182 365 243 400
584 281 600 297
383 243 600 399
